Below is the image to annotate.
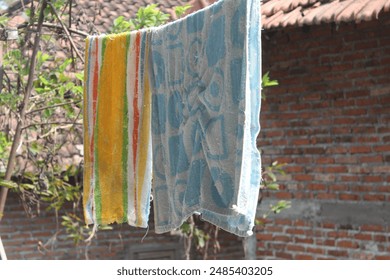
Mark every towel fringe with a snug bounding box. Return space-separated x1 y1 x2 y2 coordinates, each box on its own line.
85 223 98 243
141 225 150 243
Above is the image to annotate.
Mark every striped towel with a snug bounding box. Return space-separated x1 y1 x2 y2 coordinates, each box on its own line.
149 0 262 237
83 31 152 228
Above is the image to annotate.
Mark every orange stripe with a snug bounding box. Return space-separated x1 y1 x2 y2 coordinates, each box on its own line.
133 32 141 215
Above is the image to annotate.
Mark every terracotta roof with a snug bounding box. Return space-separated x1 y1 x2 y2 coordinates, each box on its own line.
262 0 390 29
73 0 202 34
5 0 390 33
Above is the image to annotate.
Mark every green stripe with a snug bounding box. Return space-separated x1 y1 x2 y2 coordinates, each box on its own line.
121 34 131 223
94 37 107 225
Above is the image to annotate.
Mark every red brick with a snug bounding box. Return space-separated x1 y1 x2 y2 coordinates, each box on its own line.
328 250 349 257
373 166 390 173
294 220 306 227
375 256 390 260
324 166 348 173
308 184 327 191
316 157 335 164
296 254 314 260
335 157 358 164
322 222 336 229
374 145 390 152
266 226 284 233
370 86 390 96
339 193 360 200
286 229 305 235
329 185 349 191
341 175 359 182
292 139 311 145
345 108 367 116
363 194 386 201
327 231 349 239
361 225 384 232
275 219 292 226
337 240 359 249
256 233 273 241
275 252 293 259
256 250 274 257
354 233 372 241
294 174 314 181
350 146 371 154
295 237 314 244
327 147 348 154
363 176 382 183
373 235 388 243
285 166 305 172
286 244 305 252
273 235 291 242
265 130 284 137
322 240 336 247
307 247 325 255
359 156 383 163
275 192 293 199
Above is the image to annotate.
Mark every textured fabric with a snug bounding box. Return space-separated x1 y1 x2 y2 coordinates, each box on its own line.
83 31 152 228
149 0 261 237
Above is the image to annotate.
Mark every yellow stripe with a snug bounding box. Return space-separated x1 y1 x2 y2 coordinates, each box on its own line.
136 35 151 226
96 34 127 224
83 38 91 222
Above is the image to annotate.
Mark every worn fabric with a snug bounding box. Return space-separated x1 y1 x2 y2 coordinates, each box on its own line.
83 31 152 228
149 0 262 237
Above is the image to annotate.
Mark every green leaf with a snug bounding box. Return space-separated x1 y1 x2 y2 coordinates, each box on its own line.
266 183 280 191
262 72 279 88
270 200 291 214
113 16 125 26
197 237 205 248
75 72 84 81
174 5 192 18
267 171 277 182
0 179 18 190
20 184 37 190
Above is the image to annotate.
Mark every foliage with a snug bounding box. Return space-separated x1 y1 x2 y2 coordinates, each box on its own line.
257 74 291 226
0 0 84 245
174 5 192 18
111 4 190 34
261 72 279 100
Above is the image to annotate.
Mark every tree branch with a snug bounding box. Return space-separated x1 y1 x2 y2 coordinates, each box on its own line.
0 0 48 222
18 22 89 37
47 1 85 63
22 121 82 130
26 100 81 115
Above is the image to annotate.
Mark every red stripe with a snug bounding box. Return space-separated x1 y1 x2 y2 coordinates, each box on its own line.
133 33 141 169
133 32 141 219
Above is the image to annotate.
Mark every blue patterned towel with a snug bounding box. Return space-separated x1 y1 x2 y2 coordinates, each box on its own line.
149 0 261 237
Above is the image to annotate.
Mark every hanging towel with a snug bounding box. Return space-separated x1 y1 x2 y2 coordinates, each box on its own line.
149 0 261 237
83 31 153 228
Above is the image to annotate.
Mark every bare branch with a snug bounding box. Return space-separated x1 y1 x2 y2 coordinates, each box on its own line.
47 1 85 63
0 0 49 221
18 22 89 38
26 100 81 115
22 121 82 130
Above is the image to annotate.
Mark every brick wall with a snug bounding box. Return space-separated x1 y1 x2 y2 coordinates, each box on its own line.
257 12 390 259
0 192 244 259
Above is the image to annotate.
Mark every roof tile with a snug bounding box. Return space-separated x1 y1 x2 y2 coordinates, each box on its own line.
262 0 390 29
355 0 388 22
